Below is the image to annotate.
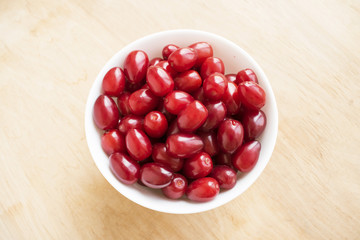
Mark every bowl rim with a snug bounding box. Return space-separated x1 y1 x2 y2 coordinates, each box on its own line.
85 29 278 214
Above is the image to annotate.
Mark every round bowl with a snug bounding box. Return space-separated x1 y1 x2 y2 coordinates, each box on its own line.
85 29 278 214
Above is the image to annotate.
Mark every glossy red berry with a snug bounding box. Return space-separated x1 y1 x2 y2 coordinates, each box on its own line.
152 143 183 172
168 47 197 72
188 42 213 67
200 101 227 131
210 165 237 189
140 162 173 188
174 70 202 93
225 74 237 83
101 129 125 156
125 129 152 161
186 177 219 202
198 132 219 157
217 119 244 153
183 152 213 179
162 173 188 199
93 95 119 130
146 66 174 97
144 111 168 138
236 68 259 84
242 109 267 140
117 92 132 116
162 44 179 60
110 152 140 185
200 57 225 80
128 88 159 115
203 73 228 101
164 91 194 115
223 81 241 115
166 133 203 158
232 140 261 172
177 100 208 132
102 67 125 96
124 50 149 84
118 115 143 134
149 57 162 66
155 60 177 78
238 81 266 110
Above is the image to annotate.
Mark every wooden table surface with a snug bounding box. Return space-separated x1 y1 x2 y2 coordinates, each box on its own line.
1 0 359 239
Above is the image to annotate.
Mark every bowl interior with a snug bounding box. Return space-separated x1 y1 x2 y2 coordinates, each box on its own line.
85 29 278 214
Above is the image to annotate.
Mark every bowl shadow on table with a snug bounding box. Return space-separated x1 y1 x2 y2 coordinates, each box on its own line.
74 170 243 239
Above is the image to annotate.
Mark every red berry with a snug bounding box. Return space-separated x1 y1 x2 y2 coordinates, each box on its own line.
177 100 208 132
155 60 177 78
164 91 194 115
117 92 132 116
162 173 188 199
200 100 227 131
110 152 140 185
183 152 213 179
102 67 125 96
128 88 159 115
144 111 168 138
162 44 179 60
186 177 219 202
118 115 143 134
140 162 173 189
236 68 259 84
223 81 241 115
203 73 228 101
124 50 149 84
198 132 219 157
232 140 261 172
174 70 202 93
200 57 224 80
242 109 267 140
188 42 213 68
93 95 119 130
101 129 125 155
238 81 266 110
168 47 197 72
210 165 237 189
217 119 244 153
146 66 174 97
225 74 237 83
149 57 162 66
125 129 152 161
152 143 183 172
166 133 203 158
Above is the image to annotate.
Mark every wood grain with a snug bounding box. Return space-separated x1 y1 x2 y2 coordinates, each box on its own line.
1 0 359 239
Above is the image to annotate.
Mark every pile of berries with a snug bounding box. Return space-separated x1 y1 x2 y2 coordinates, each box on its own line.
93 42 266 202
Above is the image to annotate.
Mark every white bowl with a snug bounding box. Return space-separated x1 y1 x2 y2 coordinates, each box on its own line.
85 29 278 214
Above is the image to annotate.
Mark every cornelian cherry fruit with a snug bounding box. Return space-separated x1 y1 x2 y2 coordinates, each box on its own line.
94 41 268 202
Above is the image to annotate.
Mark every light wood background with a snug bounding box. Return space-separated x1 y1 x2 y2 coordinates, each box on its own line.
1 0 359 239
